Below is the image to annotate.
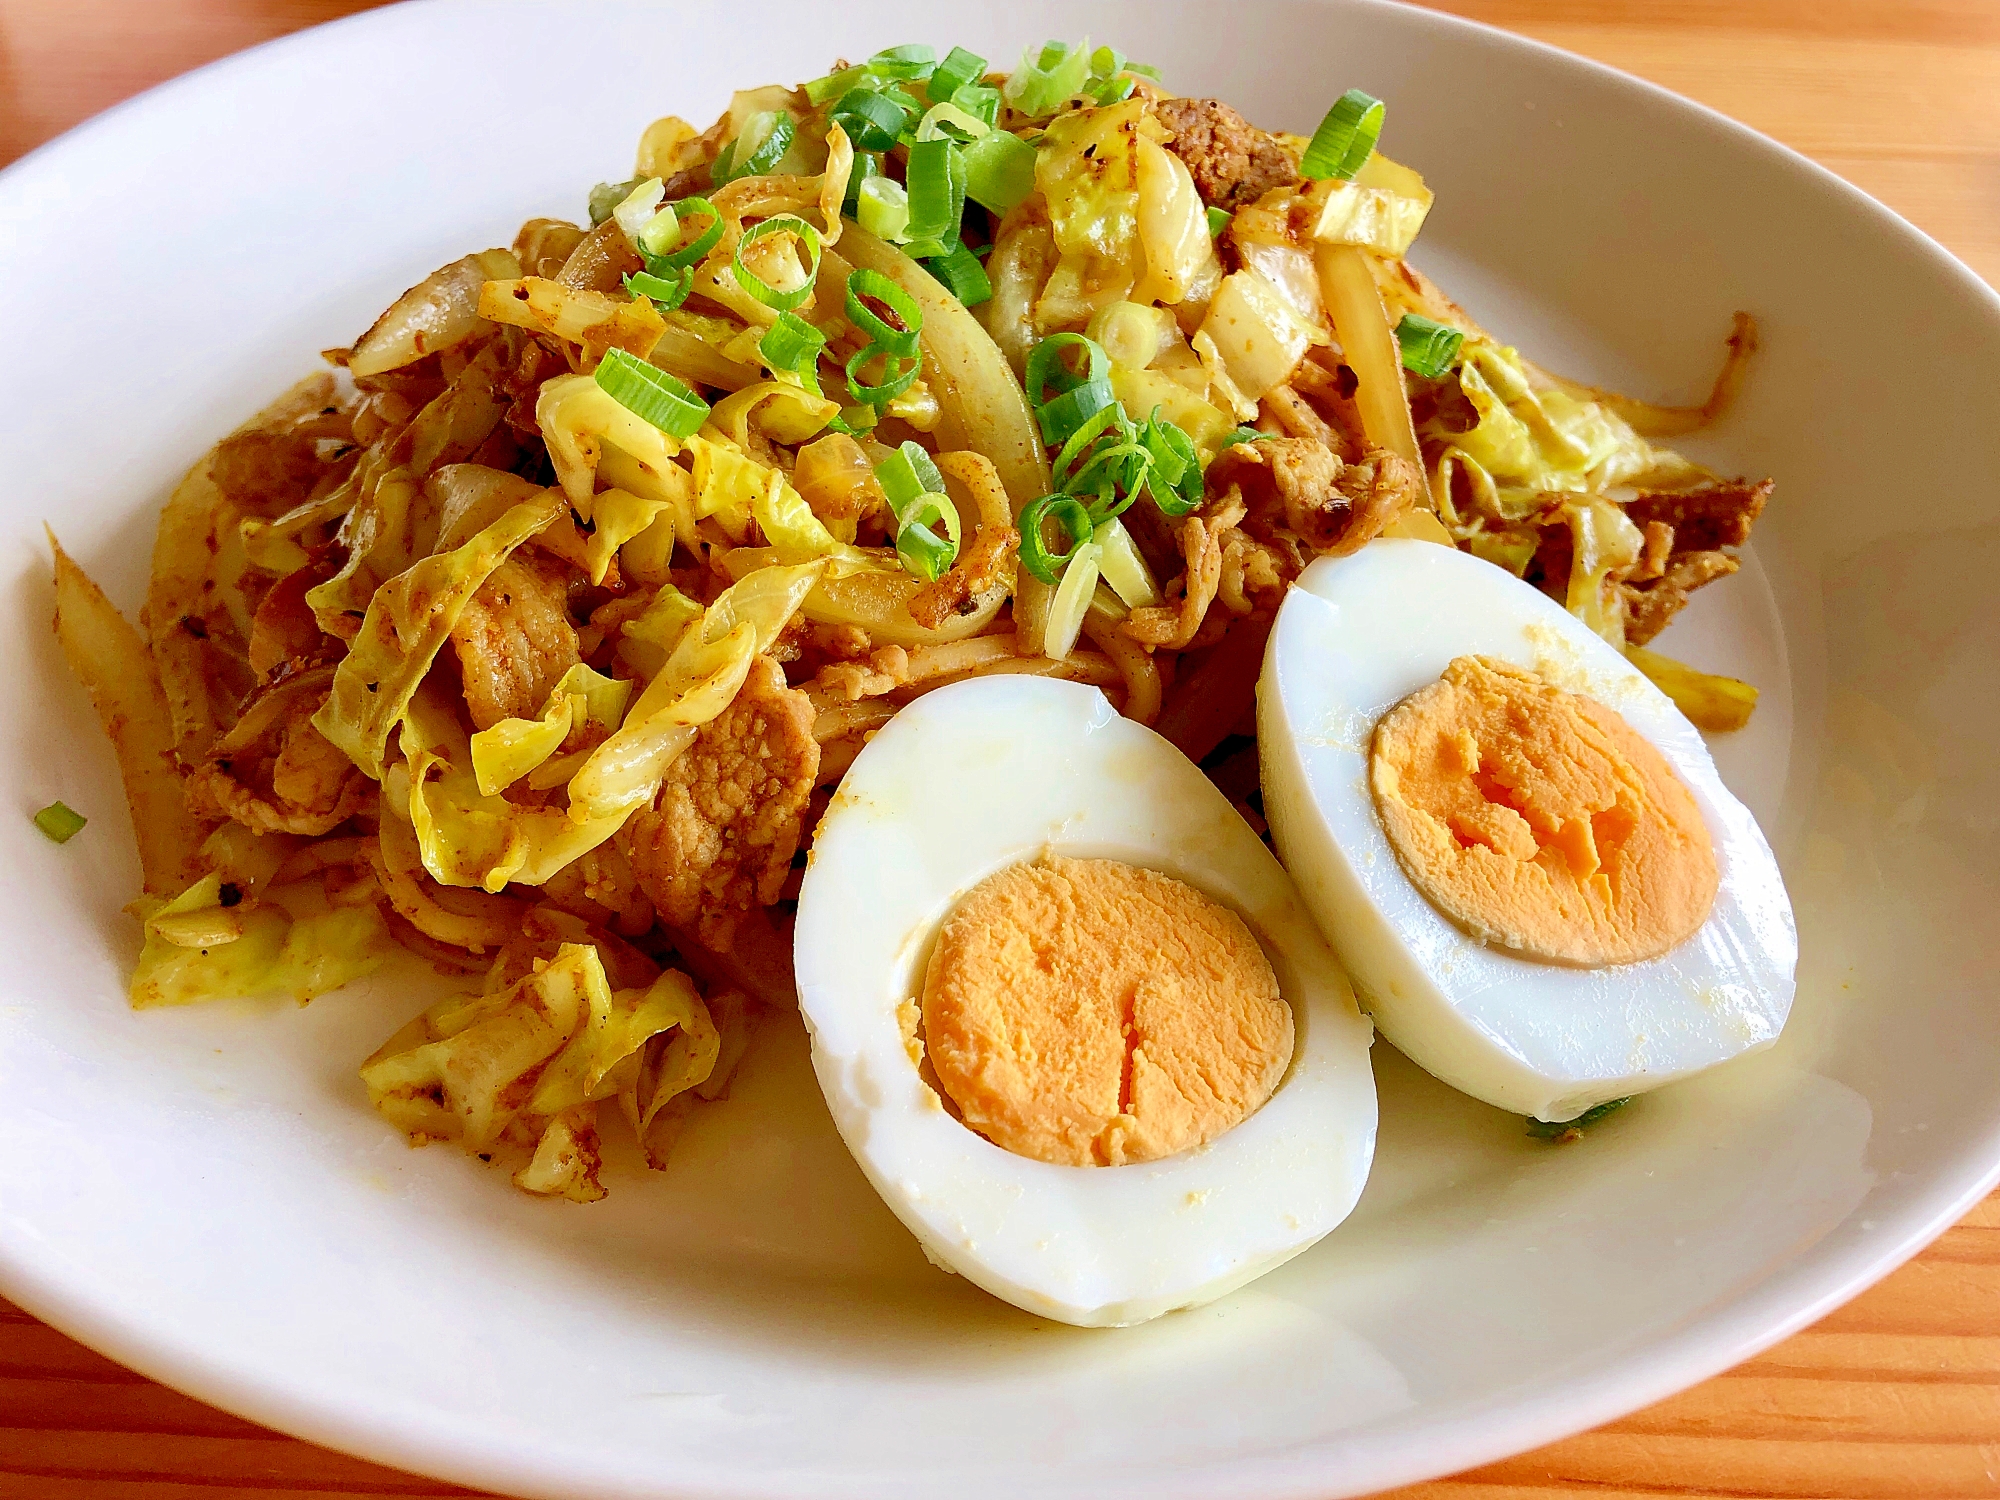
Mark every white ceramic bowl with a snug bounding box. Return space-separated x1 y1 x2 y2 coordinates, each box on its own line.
1 2 1996 1497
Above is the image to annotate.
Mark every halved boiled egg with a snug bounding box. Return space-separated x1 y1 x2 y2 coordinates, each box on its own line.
1259 539 1796 1122
795 676 1376 1327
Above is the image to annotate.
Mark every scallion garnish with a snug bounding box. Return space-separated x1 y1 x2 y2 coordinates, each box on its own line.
866 43 936 82
714 111 797 185
844 344 922 406
759 311 828 392
1393 313 1465 379
1216 426 1277 452
1003 39 1093 119
588 177 646 227
960 129 1038 214
1300 88 1384 182
803 64 867 107
1016 494 1096 584
1141 414 1204 516
842 151 883 215
928 45 988 102
901 138 968 257
948 84 1001 128
925 242 992 307
1206 206 1232 238
830 88 913 153
875 440 960 582
1025 332 1107 406
625 269 692 311
645 196 723 271
732 214 823 312
33 801 86 844
915 102 991 144
843 270 923 357
856 176 911 243
1034 377 1119 450
595 348 710 440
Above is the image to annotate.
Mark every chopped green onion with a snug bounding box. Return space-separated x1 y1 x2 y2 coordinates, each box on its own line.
960 129 1038 214
830 87 913 152
1126 60 1164 81
625 269 692 310
1016 494 1096 584
916 102 991 143
842 151 883 214
867 43 936 82
1394 313 1466 379
1088 74 1138 106
1526 1097 1631 1142
928 45 988 101
1300 88 1384 182
634 203 681 258
588 177 646 227
1034 376 1117 449
804 64 867 106
714 111 797 185
1051 400 1135 491
611 178 666 243
759 311 828 393
595 348 710 440
1024 332 1108 405
1142 414 1204 516
948 83 1001 128
732 214 823 312
875 439 947 510
925 242 992 306
901 138 968 256
1206 206 1232 238
1217 425 1277 450
1004 39 1094 119
647 196 722 270
1089 45 1127 79
33 800 85 844
844 344 922 406
843 269 923 357
855 176 911 243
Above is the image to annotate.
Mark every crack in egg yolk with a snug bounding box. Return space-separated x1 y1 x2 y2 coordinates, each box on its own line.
919 856 1294 1167
1370 656 1719 966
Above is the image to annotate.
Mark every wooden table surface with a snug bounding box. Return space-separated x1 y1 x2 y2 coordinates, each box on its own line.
3 1 1997 1496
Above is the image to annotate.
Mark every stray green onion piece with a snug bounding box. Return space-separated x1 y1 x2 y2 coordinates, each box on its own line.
804 65 867 107
901 138 969 257
714 111 797 185
1216 425 1276 452
844 269 923 357
876 441 960 582
595 348 710 440
1526 1097 1631 1143
760 311 829 396
647 196 723 270
588 177 645 227
929 45 988 101
732 214 823 313
1300 88 1385 182
867 43 936 82
1393 313 1466 379
1205 206 1232 239
925 242 992 307
625 269 691 311
1016 494 1097 584
856 176 912 243
830 88 912 152
33 800 86 844
960 129 1038 214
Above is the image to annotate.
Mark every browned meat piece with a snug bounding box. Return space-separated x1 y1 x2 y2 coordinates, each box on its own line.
1624 479 1772 554
186 669 373 836
449 554 581 730
1622 551 1740 645
907 522 1020 630
248 560 342 679
619 656 820 951
1214 436 1420 556
1153 98 1299 210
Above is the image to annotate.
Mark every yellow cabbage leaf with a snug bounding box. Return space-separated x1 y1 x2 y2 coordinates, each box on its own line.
469 665 633 797
538 373 686 515
566 560 825 824
315 488 565 780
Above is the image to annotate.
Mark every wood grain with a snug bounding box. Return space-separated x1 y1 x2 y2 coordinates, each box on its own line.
2 1 1997 1496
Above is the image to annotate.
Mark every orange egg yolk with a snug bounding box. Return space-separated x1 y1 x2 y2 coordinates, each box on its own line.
1370 655 1718 966
920 856 1293 1167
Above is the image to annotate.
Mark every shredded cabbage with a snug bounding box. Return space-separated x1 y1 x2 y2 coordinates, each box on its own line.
537 373 686 515
1197 271 1317 403
469 665 633 797
404 689 630 892
1310 153 1434 258
315 488 566 780
566 560 826 824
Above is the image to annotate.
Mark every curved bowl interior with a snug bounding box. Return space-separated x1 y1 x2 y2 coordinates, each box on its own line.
0 2 1996 1497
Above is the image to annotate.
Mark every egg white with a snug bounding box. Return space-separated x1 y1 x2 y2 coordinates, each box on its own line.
1259 539 1796 1122
795 676 1377 1328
